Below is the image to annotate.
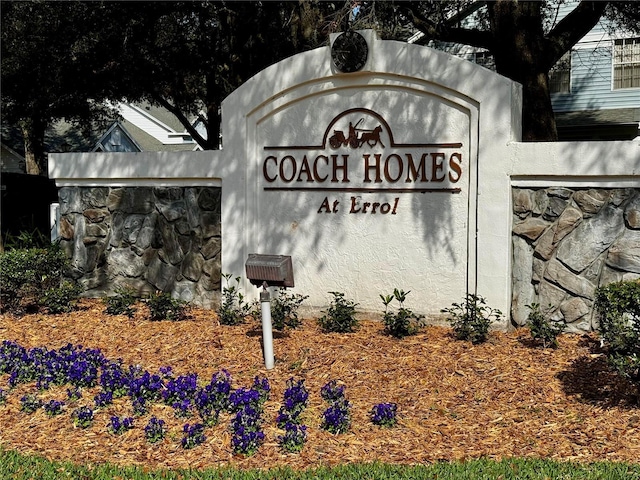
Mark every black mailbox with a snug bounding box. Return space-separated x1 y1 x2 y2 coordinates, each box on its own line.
245 254 294 288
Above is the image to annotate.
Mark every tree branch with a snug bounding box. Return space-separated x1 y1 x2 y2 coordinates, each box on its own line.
405 2 493 50
544 1 609 69
151 94 210 149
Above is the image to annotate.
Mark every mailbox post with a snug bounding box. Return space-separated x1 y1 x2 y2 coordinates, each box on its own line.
245 254 294 370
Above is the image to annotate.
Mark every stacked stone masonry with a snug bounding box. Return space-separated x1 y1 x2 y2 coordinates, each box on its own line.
511 187 640 332
58 186 222 309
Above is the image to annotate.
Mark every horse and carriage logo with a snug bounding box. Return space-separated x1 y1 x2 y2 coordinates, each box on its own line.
328 117 385 149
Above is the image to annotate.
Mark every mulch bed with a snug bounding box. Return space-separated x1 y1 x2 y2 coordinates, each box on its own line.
1 299 639 471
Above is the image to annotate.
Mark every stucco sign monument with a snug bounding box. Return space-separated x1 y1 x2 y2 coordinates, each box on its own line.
49 30 639 330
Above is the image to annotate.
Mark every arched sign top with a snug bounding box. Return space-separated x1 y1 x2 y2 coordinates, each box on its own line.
264 107 462 151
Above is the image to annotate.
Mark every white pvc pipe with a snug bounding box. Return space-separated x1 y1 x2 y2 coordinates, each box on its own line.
260 290 275 369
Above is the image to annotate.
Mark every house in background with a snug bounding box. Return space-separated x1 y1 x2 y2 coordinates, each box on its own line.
95 102 204 153
548 12 639 140
1 142 26 174
410 0 640 141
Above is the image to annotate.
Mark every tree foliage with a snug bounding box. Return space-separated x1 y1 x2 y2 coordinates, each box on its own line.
3 0 639 172
1 1 125 174
399 1 640 141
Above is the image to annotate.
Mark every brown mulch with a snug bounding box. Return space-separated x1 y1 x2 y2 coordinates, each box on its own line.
1 299 639 471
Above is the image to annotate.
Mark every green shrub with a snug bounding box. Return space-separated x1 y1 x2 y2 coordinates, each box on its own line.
318 292 358 333
218 274 251 326
41 281 83 314
441 293 502 344
0 243 68 314
104 286 139 317
526 303 566 349
594 280 640 387
271 289 308 331
146 291 188 321
381 289 424 338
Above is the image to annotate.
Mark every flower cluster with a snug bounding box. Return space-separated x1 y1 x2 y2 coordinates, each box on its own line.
320 380 351 434
67 387 82 402
108 415 134 435
195 370 232 426
370 402 398 428
181 422 206 449
99 360 129 399
72 405 94 428
43 399 65 417
0 338 398 452
229 376 269 456
144 416 166 444
277 377 309 453
128 368 164 416
20 393 42 414
1 341 105 390
164 373 198 418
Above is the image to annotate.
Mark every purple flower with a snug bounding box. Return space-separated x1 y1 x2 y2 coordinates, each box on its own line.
108 415 134 435
278 423 307 453
43 399 65 416
72 406 94 428
144 416 166 443
370 402 398 428
181 423 206 449
320 379 345 403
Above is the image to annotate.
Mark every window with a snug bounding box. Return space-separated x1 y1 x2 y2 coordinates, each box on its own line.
472 51 495 71
613 37 640 89
549 52 571 94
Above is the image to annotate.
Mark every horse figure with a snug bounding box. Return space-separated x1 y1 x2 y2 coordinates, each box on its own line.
359 125 384 148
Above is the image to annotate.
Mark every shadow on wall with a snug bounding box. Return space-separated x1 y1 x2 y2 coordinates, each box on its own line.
57 186 222 309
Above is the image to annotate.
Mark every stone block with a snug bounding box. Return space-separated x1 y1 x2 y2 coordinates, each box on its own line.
542 196 567 220
513 217 549 241
136 213 157 250
108 248 146 278
606 229 640 274
158 216 184 265
182 252 204 282
201 213 221 239
201 237 221 260
59 187 83 214
624 193 640 229
534 224 557 260
83 208 108 223
544 258 596 300
198 188 221 211
59 216 75 240
556 204 625 273
123 215 146 244
511 236 535 326
553 206 582 244
147 255 179 292
82 188 109 208
573 189 608 216
512 189 532 218
537 280 567 311
158 202 186 222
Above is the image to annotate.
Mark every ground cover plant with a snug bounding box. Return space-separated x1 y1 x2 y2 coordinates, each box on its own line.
595 280 640 393
441 293 503 344
0 298 639 472
318 291 359 333
380 289 424 338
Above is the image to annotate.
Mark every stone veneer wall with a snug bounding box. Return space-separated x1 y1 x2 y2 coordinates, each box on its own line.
511 187 640 332
57 186 222 309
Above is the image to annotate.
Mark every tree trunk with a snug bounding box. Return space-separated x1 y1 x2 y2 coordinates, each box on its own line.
20 118 47 175
488 1 558 141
